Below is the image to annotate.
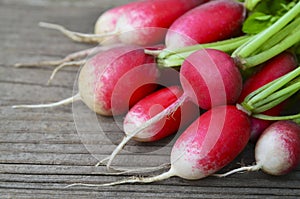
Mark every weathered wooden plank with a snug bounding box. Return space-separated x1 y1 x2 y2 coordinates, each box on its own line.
1 188 281 199
0 144 173 161
0 181 299 197
0 65 78 88
1 171 300 188
0 150 170 167
1 0 300 198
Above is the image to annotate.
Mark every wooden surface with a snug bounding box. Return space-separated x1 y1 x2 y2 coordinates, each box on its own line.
1 0 299 198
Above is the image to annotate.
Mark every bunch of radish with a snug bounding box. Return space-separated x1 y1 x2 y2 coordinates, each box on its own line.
13 0 300 187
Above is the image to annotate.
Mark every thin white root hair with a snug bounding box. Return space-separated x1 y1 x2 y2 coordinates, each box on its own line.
65 168 175 188
105 96 187 170
14 46 95 68
213 164 261 177
47 60 87 85
15 59 66 68
39 22 117 43
12 93 81 109
95 156 110 167
92 163 171 175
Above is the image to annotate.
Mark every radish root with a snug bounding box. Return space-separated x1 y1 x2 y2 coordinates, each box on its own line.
92 163 171 175
39 22 118 43
97 95 187 170
95 156 110 167
47 60 87 85
213 164 261 177
14 47 95 68
65 167 176 188
12 93 81 109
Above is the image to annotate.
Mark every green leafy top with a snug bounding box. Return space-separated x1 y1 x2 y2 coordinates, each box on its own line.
243 0 298 34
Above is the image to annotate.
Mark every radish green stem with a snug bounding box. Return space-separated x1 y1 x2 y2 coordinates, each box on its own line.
12 93 81 109
242 27 300 68
253 91 297 113
241 66 300 114
293 118 300 125
157 36 251 67
157 35 251 59
234 1 300 58
252 82 300 109
259 17 300 52
242 73 290 107
252 113 300 121
246 67 300 107
232 34 261 59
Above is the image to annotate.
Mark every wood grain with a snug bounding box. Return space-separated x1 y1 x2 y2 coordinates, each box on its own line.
1 0 299 198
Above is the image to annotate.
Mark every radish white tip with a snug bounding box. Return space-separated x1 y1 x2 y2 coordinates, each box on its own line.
12 93 81 109
236 104 252 116
144 49 163 56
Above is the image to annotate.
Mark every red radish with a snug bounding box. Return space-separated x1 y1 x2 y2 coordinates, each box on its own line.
69 105 250 186
215 120 300 177
40 0 208 46
13 45 159 116
180 49 242 110
124 86 198 142
16 0 207 82
238 52 297 142
165 0 245 49
101 48 243 168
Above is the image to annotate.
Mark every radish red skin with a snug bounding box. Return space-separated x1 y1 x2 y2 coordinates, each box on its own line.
180 49 242 110
78 45 159 116
238 52 297 142
124 86 198 142
171 105 250 179
166 0 245 48
255 121 300 175
90 105 250 185
95 0 208 46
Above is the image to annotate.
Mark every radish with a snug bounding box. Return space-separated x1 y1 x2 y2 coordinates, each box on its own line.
13 45 159 116
238 52 297 142
68 105 251 187
40 0 208 46
124 86 198 142
165 0 245 49
215 120 300 177
100 48 243 168
70 64 300 186
15 0 207 82
180 49 242 110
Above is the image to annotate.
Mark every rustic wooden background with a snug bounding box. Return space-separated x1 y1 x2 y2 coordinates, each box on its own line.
1 0 299 198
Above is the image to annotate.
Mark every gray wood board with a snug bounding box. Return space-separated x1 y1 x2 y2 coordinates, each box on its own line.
1 0 299 198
